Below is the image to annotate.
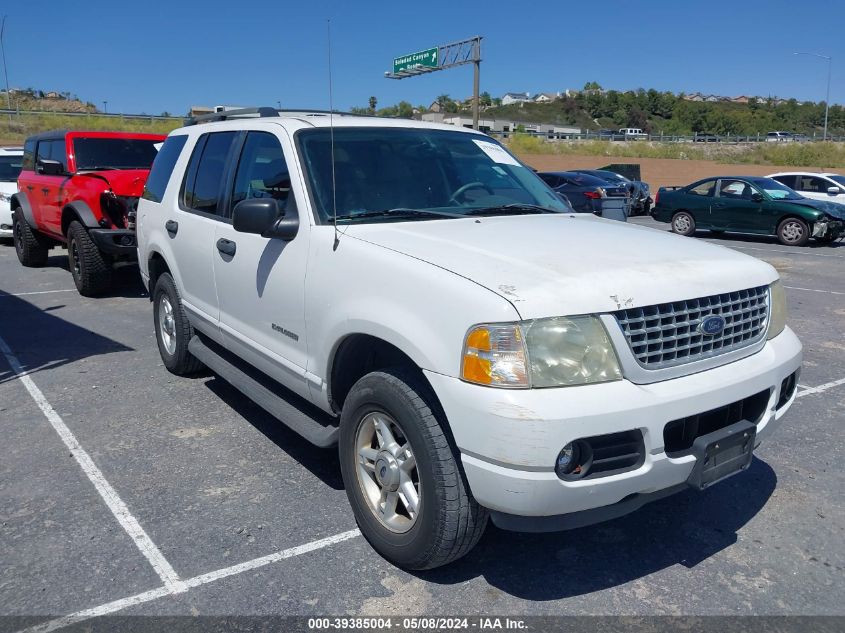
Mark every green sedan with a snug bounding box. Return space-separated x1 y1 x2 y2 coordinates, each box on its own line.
652 176 844 246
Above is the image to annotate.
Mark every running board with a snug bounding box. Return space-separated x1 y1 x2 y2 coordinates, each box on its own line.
188 335 339 448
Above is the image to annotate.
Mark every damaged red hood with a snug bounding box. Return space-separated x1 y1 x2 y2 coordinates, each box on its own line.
78 169 150 197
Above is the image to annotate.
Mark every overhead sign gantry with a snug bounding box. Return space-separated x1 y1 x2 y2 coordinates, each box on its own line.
385 36 482 130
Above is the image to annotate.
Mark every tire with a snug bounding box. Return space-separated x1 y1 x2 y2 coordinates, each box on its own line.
339 368 488 570
671 211 696 237
13 211 49 267
777 217 810 247
153 272 204 375
67 220 112 296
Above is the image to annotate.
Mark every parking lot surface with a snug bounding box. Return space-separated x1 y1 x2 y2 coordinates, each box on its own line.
1 218 844 631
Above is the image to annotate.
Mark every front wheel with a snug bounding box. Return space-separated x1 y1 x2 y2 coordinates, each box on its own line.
339 368 488 570
67 221 112 296
777 217 810 247
671 211 696 237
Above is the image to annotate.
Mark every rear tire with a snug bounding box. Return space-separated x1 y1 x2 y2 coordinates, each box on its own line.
671 211 696 237
153 272 204 375
67 220 112 296
777 217 810 247
13 211 49 267
339 368 488 570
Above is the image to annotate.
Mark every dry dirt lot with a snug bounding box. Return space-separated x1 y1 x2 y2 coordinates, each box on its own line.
518 154 845 189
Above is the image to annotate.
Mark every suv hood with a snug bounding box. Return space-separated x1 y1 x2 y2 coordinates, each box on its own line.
349 214 778 319
76 169 150 197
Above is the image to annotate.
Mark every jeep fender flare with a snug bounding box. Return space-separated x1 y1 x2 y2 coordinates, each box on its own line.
62 200 100 235
10 192 37 228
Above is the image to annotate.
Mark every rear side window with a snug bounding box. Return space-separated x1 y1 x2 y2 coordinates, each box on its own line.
181 132 238 215
22 140 36 171
688 180 715 197
143 135 188 203
0 154 23 182
772 175 796 189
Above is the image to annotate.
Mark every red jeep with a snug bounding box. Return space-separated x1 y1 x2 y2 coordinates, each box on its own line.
12 130 166 295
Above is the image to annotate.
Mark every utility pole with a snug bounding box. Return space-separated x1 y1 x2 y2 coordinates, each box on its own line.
794 51 833 141
473 56 480 131
1 16 12 124
103 100 107 114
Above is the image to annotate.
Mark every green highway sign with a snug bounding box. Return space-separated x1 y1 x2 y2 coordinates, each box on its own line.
393 47 438 74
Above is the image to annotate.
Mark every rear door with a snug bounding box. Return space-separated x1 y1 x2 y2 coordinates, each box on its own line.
211 129 311 397
168 131 239 330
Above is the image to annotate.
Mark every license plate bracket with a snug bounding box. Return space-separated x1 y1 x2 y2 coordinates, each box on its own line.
686 419 756 491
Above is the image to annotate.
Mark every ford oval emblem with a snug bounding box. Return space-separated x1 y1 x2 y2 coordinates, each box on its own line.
700 315 726 336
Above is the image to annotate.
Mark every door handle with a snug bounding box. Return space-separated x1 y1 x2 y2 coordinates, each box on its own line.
216 238 236 256
41 188 49 194
26 185 34 191
165 220 178 235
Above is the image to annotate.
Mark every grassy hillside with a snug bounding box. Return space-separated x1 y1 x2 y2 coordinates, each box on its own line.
0 112 183 145
506 135 845 168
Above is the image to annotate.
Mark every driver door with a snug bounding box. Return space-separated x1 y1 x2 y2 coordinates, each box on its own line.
212 130 311 398
713 179 762 232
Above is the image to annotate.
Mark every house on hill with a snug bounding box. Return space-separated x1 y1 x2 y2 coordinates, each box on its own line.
501 92 531 106
533 92 559 103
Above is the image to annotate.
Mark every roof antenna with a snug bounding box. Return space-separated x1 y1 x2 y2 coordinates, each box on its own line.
328 18 339 251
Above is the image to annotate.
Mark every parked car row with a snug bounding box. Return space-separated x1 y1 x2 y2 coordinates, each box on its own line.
0 146 24 240
5 112 803 572
652 174 845 246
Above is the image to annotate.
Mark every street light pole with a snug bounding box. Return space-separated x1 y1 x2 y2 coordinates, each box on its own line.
1 16 12 124
103 100 107 114
794 51 832 141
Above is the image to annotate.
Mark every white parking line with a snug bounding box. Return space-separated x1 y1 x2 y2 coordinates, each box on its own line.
0 333 186 594
796 376 845 398
0 289 77 298
784 285 845 296
20 529 361 633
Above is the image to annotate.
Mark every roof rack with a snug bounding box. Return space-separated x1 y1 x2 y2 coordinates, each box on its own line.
183 107 370 126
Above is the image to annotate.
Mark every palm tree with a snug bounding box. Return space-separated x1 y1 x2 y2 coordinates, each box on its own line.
368 96 377 113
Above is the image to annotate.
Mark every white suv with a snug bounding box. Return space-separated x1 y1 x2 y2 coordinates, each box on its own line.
769 171 845 204
136 108 802 569
0 147 24 240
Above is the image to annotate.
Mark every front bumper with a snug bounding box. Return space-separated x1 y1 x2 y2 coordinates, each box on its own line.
88 229 138 257
425 327 802 527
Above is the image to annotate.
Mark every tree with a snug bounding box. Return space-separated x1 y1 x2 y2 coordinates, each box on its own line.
479 91 492 107
368 96 377 113
396 101 414 118
436 94 452 108
583 81 602 91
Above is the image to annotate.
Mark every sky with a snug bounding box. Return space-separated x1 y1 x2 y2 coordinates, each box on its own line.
3 0 843 116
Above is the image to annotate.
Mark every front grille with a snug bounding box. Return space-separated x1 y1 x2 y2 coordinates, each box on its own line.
614 286 769 369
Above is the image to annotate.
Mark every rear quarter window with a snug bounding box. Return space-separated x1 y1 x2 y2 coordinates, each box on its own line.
142 135 188 203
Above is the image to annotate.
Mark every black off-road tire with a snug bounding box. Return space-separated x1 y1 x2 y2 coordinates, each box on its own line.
67 221 112 296
777 217 810 247
339 368 488 570
13 210 49 267
671 211 696 237
153 272 203 375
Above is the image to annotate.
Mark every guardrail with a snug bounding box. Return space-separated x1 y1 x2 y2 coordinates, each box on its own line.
0 108 183 122
486 130 845 143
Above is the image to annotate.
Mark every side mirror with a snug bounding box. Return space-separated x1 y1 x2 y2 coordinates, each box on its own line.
751 192 764 202
232 197 299 241
37 158 64 176
827 186 840 195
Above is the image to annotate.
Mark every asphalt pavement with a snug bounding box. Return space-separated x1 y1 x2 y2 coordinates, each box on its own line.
0 218 843 632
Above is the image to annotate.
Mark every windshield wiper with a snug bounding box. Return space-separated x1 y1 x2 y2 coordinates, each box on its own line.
464 203 558 216
334 208 462 221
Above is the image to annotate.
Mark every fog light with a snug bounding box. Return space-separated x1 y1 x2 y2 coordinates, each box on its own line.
119 235 134 246
556 443 578 477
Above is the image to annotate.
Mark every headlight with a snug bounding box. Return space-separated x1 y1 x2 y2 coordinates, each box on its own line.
767 279 787 340
461 316 622 388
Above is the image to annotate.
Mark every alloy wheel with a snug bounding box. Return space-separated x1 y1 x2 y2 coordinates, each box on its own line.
158 295 177 355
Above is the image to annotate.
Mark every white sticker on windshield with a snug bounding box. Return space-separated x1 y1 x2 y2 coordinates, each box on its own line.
473 139 521 166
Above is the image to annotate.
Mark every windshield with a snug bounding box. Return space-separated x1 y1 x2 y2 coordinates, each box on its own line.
749 177 803 200
73 138 160 171
828 175 845 187
297 128 568 223
0 155 23 182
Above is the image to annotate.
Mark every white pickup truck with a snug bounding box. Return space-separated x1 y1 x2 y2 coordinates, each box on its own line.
136 108 802 569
